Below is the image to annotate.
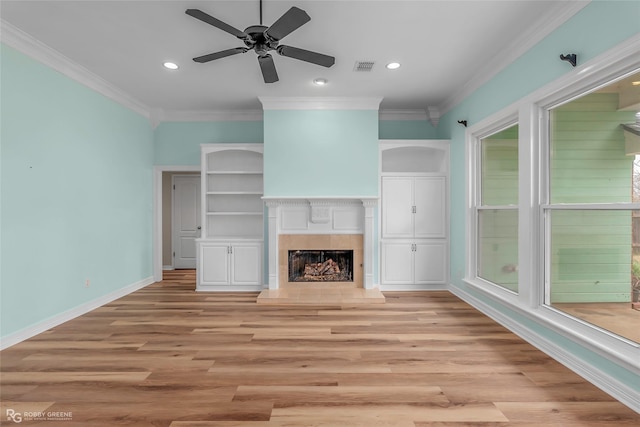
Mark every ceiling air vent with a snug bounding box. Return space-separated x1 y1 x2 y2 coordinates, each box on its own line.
354 61 375 72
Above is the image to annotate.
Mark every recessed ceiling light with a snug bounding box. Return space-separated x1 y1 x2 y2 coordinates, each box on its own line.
313 78 328 86
163 62 179 70
386 62 401 70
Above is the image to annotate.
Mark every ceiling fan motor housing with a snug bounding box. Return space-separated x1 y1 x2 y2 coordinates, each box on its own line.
243 25 278 56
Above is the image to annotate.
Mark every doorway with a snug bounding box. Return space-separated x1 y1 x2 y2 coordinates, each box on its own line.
154 166 200 281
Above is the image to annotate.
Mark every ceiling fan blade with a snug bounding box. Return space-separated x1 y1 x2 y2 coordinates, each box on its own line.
193 47 248 63
276 45 335 68
264 6 310 41
258 55 279 83
185 9 247 39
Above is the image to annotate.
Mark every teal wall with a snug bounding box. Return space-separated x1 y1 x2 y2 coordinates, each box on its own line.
154 121 263 165
439 0 640 395
263 110 379 197
0 44 154 340
153 119 433 167
379 120 438 139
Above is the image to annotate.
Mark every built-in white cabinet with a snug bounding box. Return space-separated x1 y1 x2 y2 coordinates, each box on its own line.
199 241 262 288
197 144 263 291
381 241 447 285
382 176 446 239
379 140 449 289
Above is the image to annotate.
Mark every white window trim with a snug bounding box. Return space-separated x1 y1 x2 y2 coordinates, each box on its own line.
466 111 520 305
463 34 640 407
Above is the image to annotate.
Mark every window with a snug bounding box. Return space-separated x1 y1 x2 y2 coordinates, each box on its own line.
466 59 640 345
472 123 519 293
544 72 640 343
465 37 640 407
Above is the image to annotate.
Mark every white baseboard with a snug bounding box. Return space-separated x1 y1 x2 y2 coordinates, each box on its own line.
162 265 175 270
448 284 640 414
0 276 155 350
380 284 449 291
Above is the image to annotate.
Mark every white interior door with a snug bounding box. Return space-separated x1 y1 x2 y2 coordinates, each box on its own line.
172 175 201 269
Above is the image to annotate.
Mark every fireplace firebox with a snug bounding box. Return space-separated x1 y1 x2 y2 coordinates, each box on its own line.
288 250 354 282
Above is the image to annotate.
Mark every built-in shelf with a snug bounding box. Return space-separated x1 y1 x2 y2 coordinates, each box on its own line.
198 144 264 291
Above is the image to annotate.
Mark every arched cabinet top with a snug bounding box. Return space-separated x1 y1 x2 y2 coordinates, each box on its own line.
202 144 264 173
379 139 449 174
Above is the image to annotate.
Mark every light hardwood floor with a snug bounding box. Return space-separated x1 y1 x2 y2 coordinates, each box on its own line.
1 269 638 426
553 302 639 343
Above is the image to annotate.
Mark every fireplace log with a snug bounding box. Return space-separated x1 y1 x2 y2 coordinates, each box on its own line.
302 259 341 278
319 259 334 275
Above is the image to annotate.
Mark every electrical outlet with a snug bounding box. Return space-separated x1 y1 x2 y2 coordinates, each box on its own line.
85 279 90 288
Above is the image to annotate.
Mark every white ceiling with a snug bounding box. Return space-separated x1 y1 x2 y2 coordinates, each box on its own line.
0 1 588 119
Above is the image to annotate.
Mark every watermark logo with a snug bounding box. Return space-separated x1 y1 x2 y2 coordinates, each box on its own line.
6 409 22 423
6 409 73 423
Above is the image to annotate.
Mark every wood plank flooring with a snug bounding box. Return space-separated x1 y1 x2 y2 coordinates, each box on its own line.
1 269 638 426
257 287 386 305
553 302 639 343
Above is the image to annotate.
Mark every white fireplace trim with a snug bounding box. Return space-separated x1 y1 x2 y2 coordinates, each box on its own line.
263 197 378 290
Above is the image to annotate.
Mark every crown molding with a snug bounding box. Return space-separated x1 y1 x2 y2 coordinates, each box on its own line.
1 19 151 120
259 96 383 111
151 109 264 126
161 108 432 123
379 109 428 121
437 0 590 116
378 107 441 127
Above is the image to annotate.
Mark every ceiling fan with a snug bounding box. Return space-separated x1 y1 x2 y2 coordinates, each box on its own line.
185 0 335 83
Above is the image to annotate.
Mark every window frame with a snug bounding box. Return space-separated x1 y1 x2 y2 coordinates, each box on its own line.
467 113 520 298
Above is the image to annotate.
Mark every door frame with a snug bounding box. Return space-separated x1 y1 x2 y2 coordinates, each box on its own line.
153 165 200 282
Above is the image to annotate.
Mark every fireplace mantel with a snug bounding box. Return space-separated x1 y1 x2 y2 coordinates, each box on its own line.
262 197 378 289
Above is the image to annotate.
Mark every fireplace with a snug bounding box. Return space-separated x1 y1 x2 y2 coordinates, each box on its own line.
278 234 362 288
263 197 378 289
288 249 354 282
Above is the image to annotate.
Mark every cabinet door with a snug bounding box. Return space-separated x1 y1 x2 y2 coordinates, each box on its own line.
414 241 447 284
414 177 446 239
230 244 262 286
382 177 414 238
381 242 414 284
200 244 230 285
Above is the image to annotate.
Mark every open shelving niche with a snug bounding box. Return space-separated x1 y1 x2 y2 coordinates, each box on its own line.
203 145 264 240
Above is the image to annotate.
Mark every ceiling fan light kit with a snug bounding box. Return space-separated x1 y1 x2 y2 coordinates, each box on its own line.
185 1 335 84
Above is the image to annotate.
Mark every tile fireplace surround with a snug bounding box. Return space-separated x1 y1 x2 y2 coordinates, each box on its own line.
263 197 378 290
